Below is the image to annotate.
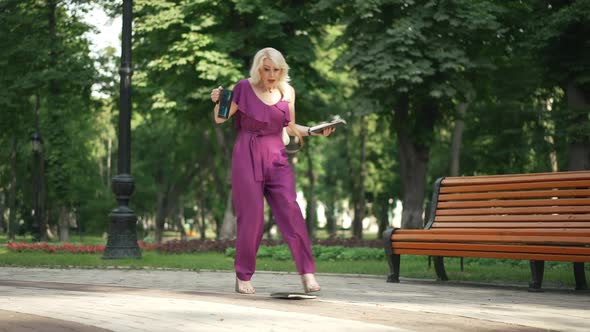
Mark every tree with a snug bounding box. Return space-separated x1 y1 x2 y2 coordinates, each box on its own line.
0 1 46 240
527 0 590 171
316 0 507 229
0 0 101 241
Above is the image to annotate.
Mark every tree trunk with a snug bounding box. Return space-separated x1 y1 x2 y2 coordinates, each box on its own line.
34 92 47 242
566 82 590 171
450 103 467 176
107 137 112 186
304 145 316 239
8 137 17 241
40 147 47 242
199 196 207 240
376 194 390 239
153 157 200 243
393 95 434 229
352 115 367 239
212 126 236 240
324 196 336 238
541 99 559 172
154 180 167 244
450 102 468 270
45 205 56 240
0 189 5 233
46 0 65 243
219 190 236 240
58 206 69 242
567 143 589 171
175 201 186 241
213 216 221 239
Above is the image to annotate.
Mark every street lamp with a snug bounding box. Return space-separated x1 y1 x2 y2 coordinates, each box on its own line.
31 132 42 152
103 0 141 259
31 132 43 242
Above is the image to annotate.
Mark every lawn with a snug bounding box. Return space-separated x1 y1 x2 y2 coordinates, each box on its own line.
0 244 586 289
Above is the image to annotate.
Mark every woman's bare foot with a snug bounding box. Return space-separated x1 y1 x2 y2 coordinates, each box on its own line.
301 273 321 293
235 278 256 294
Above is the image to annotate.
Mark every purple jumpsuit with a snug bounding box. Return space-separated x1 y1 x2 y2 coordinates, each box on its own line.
231 79 315 281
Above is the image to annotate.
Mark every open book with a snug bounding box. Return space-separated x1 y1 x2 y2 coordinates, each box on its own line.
309 116 347 134
270 292 317 299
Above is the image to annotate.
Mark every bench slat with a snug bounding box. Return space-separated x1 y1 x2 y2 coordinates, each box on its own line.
439 189 590 200
393 242 590 256
431 221 590 228
436 206 590 216
435 214 590 222
437 198 590 208
393 229 590 236
441 171 590 186
391 249 590 262
440 180 590 194
391 234 590 245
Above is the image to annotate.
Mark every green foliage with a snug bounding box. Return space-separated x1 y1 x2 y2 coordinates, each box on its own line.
526 0 590 88
317 0 505 101
225 245 385 261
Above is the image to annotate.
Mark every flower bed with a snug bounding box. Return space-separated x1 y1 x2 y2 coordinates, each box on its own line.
6 238 382 254
7 241 156 254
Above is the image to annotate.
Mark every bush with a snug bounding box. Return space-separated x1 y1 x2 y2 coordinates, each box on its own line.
224 244 385 262
7 241 157 254
156 237 382 254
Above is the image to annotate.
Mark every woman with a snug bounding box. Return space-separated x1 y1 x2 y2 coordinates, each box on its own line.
210 47 334 294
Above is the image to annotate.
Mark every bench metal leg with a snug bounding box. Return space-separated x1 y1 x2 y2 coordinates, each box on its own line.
383 228 400 283
573 262 588 291
529 260 545 292
433 256 448 281
387 255 401 283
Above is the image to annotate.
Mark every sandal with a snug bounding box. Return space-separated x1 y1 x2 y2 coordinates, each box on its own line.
301 273 321 293
235 278 256 294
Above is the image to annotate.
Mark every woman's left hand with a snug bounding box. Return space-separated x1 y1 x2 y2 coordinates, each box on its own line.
318 127 335 137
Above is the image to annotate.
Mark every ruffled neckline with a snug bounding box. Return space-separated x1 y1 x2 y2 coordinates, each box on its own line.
246 79 285 107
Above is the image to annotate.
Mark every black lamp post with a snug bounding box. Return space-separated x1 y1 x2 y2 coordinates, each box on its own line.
103 0 141 259
31 132 43 242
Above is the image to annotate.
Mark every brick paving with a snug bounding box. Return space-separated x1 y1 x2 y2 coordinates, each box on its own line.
0 267 588 331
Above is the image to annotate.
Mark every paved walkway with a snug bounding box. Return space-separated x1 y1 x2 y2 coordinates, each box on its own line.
0 267 588 331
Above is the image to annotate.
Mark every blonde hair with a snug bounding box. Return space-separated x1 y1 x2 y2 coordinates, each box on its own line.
249 47 291 94
249 48 303 150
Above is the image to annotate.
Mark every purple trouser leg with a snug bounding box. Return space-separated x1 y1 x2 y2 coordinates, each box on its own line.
232 150 315 281
232 177 265 282
265 166 316 276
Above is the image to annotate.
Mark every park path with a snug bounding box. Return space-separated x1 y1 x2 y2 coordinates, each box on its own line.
0 267 588 331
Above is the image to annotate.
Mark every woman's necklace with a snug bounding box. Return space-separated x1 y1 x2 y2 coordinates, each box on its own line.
258 83 273 94
258 84 276 100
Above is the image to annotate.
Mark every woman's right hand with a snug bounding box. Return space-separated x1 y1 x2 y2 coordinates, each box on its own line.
210 86 222 103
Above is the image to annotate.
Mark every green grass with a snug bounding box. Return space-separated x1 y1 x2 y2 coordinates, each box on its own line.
0 234 106 245
0 248 235 270
423 256 588 288
1 246 587 288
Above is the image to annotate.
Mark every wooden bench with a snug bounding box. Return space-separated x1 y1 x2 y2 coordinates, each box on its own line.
383 170 590 291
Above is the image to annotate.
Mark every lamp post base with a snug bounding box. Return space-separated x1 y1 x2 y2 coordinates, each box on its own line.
103 173 141 259
103 207 141 259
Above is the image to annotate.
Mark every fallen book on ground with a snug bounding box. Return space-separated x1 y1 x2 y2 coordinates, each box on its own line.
270 292 318 300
